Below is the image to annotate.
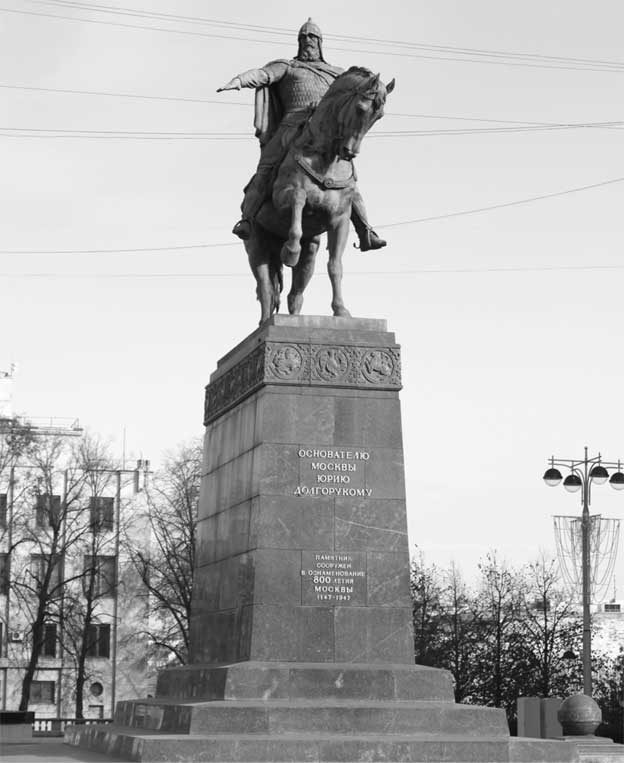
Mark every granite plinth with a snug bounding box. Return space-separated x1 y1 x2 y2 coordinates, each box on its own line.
194 316 412 666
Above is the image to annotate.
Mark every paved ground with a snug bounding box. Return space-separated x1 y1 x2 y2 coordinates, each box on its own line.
0 737 127 762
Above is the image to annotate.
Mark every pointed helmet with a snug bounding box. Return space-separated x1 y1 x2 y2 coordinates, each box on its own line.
297 18 325 61
298 17 323 41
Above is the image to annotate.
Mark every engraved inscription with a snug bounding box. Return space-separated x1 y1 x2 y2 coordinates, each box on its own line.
301 551 366 606
295 448 372 497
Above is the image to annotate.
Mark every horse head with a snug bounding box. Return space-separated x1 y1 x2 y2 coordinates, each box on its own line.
330 68 395 161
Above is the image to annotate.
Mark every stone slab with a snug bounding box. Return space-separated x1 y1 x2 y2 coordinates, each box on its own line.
66 724 580 763
155 662 456 702
113 698 509 737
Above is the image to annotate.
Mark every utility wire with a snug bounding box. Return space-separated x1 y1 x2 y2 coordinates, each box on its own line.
377 175 624 228
1 83 590 129
2 174 622 255
1 264 624 279
28 0 624 72
0 84 564 127
4 7 624 74
3 121 623 139
5 83 624 133
0 83 250 108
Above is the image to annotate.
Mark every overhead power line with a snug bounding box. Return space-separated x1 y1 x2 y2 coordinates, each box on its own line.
0 84 564 127
0 83 250 108
2 120 623 140
2 174 622 255
27 0 624 72
6 82 624 136
4 5 624 74
1 263 624 279
9 83 608 130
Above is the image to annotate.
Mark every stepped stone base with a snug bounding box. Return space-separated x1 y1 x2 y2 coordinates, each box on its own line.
65 662 579 762
561 736 624 763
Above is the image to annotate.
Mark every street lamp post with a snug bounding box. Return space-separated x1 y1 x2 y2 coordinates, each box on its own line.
543 446 624 697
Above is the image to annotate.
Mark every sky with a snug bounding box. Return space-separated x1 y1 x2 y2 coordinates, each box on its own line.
1 0 623 586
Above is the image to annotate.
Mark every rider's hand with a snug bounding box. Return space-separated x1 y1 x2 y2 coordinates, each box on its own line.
216 77 242 93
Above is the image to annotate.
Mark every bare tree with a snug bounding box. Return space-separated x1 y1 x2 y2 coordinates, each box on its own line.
411 551 445 666
519 554 582 698
437 562 483 703
473 552 524 712
10 435 97 711
125 440 201 665
61 435 119 718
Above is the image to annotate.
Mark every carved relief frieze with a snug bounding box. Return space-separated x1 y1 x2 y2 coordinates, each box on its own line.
204 340 401 424
265 342 309 382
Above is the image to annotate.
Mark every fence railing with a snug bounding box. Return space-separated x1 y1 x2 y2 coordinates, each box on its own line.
33 717 113 736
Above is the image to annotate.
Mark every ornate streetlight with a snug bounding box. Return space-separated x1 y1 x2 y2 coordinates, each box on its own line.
543 447 624 697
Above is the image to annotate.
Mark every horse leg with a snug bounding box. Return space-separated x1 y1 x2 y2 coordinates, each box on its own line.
288 237 319 315
280 188 306 267
326 217 351 317
246 241 273 325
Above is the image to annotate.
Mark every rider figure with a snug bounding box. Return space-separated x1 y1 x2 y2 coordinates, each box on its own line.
217 19 386 252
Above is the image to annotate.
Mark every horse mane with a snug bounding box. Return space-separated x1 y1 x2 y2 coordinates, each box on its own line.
297 66 384 156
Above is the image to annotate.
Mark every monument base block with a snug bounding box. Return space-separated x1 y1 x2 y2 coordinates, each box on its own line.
66 661 578 762
66 317 579 762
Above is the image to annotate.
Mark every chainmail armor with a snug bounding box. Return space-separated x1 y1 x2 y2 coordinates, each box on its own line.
276 67 333 116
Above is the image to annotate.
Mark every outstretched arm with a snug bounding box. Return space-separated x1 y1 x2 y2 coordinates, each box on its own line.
217 61 289 92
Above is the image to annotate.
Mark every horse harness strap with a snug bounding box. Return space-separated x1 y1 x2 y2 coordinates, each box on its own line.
294 153 357 190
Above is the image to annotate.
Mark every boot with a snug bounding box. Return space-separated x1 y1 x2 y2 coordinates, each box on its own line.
355 227 386 252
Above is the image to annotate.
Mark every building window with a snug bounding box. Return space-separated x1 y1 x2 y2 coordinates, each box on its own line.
39 623 57 658
35 494 61 529
31 680 55 703
83 555 117 597
90 681 104 697
0 552 9 595
30 554 63 594
0 493 6 528
86 623 111 658
89 497 114 532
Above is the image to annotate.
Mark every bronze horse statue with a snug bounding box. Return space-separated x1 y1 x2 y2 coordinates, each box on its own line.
243 67 395 324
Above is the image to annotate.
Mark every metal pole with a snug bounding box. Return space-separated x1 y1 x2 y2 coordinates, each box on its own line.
2 466 15 710
110 470 121 718
56 469 68 718
581 449 592 696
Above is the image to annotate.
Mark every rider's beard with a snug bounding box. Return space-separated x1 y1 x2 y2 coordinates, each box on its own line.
298 42 321 61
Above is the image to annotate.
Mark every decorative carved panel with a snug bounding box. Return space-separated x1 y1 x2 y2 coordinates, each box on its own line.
204 341 401 424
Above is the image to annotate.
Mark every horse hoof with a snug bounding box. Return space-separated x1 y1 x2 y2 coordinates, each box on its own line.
280 246 300 267
333 306 351 317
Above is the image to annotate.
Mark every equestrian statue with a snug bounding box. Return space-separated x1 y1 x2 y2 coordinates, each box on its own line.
217 19 394 323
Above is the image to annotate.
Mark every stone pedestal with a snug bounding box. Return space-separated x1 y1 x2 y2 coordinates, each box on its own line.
191 315 411 667
65 317 579 762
